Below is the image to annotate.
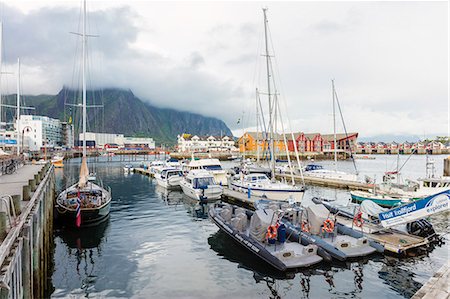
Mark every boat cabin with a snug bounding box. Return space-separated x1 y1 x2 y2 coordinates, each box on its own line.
64 189 103 208
185 170 218 189
161 168 183 179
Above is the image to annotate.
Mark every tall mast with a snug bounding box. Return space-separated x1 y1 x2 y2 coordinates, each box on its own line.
256 88 260 163
82 0 87 158
332 79 337 171
16 58 20 155
263 8 275 179
0 22 3 129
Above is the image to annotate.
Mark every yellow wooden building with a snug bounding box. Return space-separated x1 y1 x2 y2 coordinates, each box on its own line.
237 132 287 153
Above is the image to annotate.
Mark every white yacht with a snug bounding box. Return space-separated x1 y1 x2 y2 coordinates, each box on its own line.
182 158 228 186
149 160 165 175
415 157 450 197
230 173 305 203
180 169 223 201
303 164 359 182
155 167 183 189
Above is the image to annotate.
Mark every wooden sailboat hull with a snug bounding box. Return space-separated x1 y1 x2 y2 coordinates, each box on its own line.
55 201 111 227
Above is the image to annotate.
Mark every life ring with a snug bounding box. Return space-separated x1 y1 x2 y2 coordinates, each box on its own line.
301 221 310 232
322 219 335 233
266 224 278 240
353 211 364 227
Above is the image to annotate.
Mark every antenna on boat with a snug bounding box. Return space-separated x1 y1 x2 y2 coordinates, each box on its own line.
332 79 337 172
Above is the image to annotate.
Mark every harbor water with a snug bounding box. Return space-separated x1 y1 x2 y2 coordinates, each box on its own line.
51 155 449 298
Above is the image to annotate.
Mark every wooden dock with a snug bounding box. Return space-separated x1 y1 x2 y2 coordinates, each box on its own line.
276 173 373 191
412 261 450 299
0 162 55 298
221 188 268 209
335 216 429 254
134 167 155 178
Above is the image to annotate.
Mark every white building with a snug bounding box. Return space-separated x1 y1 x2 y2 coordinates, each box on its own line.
79 132 155 149
177 134 236 152
19 115 62 151
79 132 123 148
123 136 155 149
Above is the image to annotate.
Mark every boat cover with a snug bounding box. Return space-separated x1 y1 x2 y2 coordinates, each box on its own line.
250 209 275 242
360 200 387 218
231 212 248 232
220 205 233 222
306 204 330 234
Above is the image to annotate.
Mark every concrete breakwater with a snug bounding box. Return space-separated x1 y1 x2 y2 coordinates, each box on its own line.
0 162 55 299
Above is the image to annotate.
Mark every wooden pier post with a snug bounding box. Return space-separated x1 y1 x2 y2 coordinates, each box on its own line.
444 157 450 177
11 195 21 215
34 174 41 185
29 179 37 192
21 225 32 299
23 185 31 201
0 212 6 241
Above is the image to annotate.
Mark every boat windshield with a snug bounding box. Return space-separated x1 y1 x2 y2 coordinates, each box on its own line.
193 177 216 188
203 165 223 171
168 171 182 177
305 164 323 171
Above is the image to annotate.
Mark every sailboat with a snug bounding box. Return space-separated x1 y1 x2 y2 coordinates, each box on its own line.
302 80 360 183
230 8 305 203
55 0 111 227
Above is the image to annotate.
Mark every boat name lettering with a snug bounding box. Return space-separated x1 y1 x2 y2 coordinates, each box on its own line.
215 217 234 234
233 233 260 253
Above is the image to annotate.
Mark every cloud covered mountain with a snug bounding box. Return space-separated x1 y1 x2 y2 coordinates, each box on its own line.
6 87 232 145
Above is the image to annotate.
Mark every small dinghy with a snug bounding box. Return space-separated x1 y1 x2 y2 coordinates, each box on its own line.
281 203 380 261
123 164 134 173
209 202 323 271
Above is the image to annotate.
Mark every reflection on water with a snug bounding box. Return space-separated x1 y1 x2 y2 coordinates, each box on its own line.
51 156 449 298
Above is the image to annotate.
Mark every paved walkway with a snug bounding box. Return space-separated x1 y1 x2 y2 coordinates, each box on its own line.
0 164 44 201
412 261 450 299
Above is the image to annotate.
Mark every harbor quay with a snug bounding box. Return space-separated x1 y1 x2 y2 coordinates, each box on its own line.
0 155 447 298
0 161 55 298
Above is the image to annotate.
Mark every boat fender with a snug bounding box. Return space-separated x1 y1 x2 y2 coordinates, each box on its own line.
277 224 286 243
322 219 335 233
267 224 278 244
353 211 364 227
301 220 310 232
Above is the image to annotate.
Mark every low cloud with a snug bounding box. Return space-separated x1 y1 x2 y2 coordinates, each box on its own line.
1 2 447 140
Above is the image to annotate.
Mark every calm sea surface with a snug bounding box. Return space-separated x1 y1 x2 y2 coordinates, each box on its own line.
51 154 449 299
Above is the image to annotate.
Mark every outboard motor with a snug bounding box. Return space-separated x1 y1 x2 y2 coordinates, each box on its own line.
407 219 436 239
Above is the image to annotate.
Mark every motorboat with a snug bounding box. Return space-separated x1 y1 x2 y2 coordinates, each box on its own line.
149 160 165 175
281 203 380 260
313 195 448 254
165 158 182 169
350 190 412 208
180 169 223 201
230 173 305 203
209 202 323 271
155 167 183 189
182 158 228 186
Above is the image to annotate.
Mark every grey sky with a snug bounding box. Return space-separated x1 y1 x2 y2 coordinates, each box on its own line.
1 1 448 139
